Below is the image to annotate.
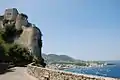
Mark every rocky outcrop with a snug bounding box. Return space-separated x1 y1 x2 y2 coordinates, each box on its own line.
0 8 45 67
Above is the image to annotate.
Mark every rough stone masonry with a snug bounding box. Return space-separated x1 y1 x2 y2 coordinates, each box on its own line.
0 8 45 67
27 63 119 80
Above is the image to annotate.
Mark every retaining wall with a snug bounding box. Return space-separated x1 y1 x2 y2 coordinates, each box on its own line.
27 64 118 80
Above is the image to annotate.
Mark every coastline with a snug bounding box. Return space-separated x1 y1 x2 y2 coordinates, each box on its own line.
46 63 120 79
46 63 107 70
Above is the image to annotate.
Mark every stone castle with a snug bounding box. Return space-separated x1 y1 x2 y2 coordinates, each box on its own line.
0 8 45 67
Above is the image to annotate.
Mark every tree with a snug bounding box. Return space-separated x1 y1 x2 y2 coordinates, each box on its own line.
0 29 45 67
7 44 33 66
0 44 6 62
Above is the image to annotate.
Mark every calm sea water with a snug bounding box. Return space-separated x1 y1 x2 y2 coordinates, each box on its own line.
65 62 120 78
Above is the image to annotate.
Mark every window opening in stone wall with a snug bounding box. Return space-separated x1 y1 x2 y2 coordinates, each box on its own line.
7 13 12 15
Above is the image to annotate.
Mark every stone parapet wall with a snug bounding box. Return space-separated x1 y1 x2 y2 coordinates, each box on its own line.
27 63 118 80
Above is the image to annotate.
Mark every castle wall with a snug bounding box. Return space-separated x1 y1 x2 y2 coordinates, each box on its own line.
14 26 41 58
15 14 28 30
4 8 18 20
32 27 42 57
0 21 4 29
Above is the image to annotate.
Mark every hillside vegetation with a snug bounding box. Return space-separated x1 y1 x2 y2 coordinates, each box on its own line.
42 54 75 63
42 53 105 66
0 28 37 66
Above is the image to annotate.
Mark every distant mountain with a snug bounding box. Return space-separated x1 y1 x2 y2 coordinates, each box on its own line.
42 53 75 63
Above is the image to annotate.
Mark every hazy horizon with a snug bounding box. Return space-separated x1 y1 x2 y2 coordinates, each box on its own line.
0 0 120 60
42 53 120 61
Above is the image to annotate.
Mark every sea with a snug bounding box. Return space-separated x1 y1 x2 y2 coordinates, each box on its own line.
64 61 120 78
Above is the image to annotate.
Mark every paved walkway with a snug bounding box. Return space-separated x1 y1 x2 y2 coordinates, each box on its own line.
0 67 38 80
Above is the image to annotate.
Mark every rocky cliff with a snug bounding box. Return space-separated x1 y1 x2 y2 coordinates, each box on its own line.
0 8 45 67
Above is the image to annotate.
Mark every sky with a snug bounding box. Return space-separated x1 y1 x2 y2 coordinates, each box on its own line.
0 0 120 61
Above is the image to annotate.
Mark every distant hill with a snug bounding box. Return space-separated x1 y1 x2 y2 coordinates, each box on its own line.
42 53 106 66
42 53 75 63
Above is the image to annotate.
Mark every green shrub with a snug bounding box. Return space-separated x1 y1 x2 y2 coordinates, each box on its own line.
0 30 34 65
7 44 33 65
0 27 44 67
0 44 6 62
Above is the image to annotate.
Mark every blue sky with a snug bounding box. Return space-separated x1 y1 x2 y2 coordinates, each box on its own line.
0 0 120 60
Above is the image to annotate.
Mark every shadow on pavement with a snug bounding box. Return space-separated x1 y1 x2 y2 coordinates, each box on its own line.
0 63 15 74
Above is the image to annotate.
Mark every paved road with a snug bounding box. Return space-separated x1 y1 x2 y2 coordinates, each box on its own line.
0 67 38 80
0 66 117 80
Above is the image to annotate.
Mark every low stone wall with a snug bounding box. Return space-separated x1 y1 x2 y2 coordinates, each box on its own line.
27 64 119 80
